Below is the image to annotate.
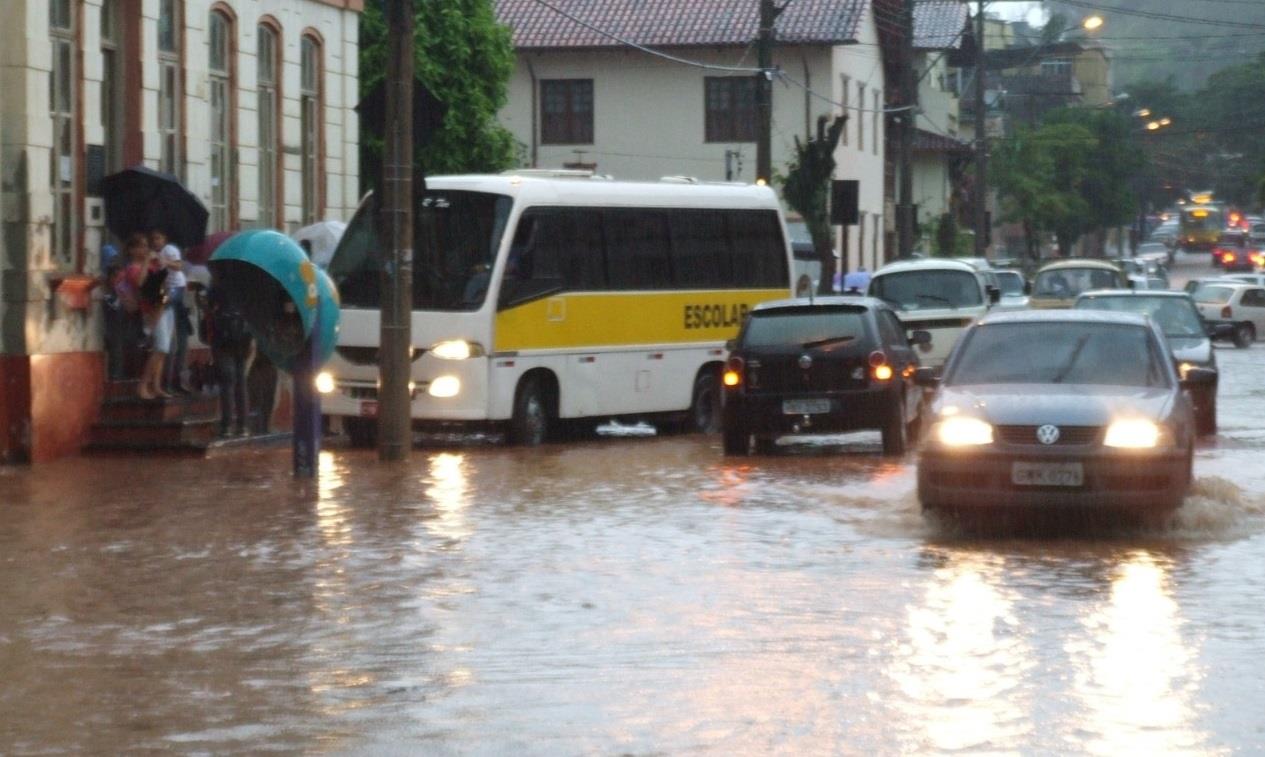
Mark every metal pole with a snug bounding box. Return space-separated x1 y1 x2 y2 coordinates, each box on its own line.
293 296 321 478
973 0 989 256
897 0 917 258
378 0 414 461
755 0 782 184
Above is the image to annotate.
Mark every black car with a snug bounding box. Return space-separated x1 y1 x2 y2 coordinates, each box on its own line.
916 310 1214 519
721 297 929 456
1074 290 1219 435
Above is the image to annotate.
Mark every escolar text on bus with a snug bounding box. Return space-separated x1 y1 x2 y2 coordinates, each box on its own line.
684 303 751 330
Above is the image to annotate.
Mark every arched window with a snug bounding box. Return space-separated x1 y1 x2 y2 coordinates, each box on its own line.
256 19 282 228
300 32 324 225
157 0 184 178
207 7 236 230
49 0 78 266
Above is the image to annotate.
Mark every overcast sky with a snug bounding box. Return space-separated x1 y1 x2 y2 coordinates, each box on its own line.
993 1 1049 25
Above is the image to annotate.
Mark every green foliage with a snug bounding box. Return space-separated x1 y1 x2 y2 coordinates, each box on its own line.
934 213 956 257
780 115 846 293
359 0 518 190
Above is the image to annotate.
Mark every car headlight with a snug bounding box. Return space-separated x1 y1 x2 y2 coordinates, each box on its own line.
315 371 336 394
1104 419 1160 449
430 340 485 360
935 416 994 447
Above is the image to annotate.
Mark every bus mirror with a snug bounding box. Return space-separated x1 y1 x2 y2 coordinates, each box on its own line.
987 285 1001 305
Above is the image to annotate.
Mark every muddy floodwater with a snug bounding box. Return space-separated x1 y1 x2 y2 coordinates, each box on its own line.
4 277 1265 754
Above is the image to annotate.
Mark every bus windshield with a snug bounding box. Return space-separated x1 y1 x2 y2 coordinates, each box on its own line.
328 190 514 311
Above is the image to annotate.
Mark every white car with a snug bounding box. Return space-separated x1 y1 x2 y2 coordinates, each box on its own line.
1249 222 1265 244
868 259 999 368
1192 281 1265 348
1220 273 1265 287
993 269 1029 310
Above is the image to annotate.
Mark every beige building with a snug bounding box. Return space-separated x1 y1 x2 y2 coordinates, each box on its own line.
495 0 891 276
0 0 362 463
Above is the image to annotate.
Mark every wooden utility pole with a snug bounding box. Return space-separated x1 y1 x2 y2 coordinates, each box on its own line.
973 0 989 256
378 0 414 461
755 0 784 183
897 0 918 258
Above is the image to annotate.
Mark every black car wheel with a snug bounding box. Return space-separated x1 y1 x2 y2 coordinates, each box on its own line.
1234 323 1255 349
509 377 549 446
722 424 749 455
344 417 377 449
1195 393 1217 436
881 394 908 456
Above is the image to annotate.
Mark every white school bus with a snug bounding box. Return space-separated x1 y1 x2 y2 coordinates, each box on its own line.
318 172 795 446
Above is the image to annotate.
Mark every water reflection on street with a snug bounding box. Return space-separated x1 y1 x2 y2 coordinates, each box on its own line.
3 334 1265 753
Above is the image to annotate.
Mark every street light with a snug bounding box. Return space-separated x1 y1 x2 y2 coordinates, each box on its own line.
1082 14 1104 31
1134 108 1152 118
1146 121 1162 131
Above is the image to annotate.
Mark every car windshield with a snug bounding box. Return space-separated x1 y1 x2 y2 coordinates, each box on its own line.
742 308 867 349
995 271 1025 295
948 322 1168 388
868 270 983 310
1075 296 1204 338
328 189 513 311
1194 286 1235 304
1032 267 1122 298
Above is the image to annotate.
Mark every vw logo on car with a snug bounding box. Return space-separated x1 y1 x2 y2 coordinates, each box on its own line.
798 354 813 370
1037 425 1061 445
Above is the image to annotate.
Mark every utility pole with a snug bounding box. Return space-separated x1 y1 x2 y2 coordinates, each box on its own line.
378 0 414 461
897 0 917 258
973 0 989 256
755 0 784 184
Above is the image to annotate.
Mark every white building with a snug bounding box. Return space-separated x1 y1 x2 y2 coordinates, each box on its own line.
494 0 890 276
0 0 361 462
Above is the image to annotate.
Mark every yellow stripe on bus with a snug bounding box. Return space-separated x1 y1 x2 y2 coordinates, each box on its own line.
493 289 790 352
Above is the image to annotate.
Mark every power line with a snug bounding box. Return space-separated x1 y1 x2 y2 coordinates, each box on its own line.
778 71 916 114
1056 0 1265 29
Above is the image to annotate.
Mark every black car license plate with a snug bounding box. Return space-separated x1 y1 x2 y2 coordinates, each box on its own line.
783 399 832 415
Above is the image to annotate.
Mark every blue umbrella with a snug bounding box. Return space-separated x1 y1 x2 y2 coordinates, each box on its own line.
208 230 340 372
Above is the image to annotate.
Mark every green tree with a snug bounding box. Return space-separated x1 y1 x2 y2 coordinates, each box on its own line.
780 115 846 294
359 0 518 190
991 122 1097 258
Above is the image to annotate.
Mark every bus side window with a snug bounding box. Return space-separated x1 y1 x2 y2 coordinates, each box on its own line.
728 210 788 288
670 210 731 289
604 209 674 290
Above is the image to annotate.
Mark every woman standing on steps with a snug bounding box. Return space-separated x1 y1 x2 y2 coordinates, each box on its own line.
124 234 171 400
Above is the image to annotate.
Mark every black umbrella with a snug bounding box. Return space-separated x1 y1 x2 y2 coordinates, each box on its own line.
100 165 209 248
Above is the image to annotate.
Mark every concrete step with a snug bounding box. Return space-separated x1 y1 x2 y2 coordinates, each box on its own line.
86 416 220 451
99 394 219 423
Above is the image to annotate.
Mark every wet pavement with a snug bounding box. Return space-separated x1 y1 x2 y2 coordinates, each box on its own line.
3 254 1265 754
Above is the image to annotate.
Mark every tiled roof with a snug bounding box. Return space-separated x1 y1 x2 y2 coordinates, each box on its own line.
914 0 968 50
913 128 969 152
496 0 868 50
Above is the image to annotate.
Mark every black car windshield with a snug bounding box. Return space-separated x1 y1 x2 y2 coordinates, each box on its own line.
1193 285 1235 304
868 270 983 310
1033 267 1123 298
995 271 1025 295
328 190 513 311
743 308 867 349
1075 296 1205 338
947 322 1168 388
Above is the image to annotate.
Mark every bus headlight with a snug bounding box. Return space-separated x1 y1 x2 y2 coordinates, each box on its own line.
315 371 336 394
430 340 485 360
1104 419 1160 449
428 375 461 398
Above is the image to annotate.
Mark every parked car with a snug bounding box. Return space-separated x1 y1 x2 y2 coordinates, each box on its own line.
721 297 929 456
916 310 1209 520
867 259 1000 369
1028 260 1128 309
1075 290 1220 435
1191 281 1265 348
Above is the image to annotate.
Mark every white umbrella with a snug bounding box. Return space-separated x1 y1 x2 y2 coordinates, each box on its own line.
292 220 347 268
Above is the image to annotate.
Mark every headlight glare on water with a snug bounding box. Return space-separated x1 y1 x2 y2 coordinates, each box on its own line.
935 416 994 447
1104 419 1160 449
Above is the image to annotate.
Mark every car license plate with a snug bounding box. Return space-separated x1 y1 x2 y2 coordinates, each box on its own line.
1011 461 1083 487
783 399 832 415
359 400 379 418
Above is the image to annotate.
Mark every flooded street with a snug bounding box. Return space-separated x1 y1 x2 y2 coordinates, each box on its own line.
3 263 1265 753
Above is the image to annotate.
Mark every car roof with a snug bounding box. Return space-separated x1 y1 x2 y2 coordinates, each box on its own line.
872 258 978 275
1036 259 1121 273
978 309 1151 327
751 296 887 313
1077 289 1190 299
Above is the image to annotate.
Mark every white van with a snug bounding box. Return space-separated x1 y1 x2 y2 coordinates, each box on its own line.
867 259 999 368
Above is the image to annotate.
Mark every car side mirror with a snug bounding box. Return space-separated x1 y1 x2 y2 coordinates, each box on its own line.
1181 367 1217 388
1023 281 1032 295
908 329 932 347
987 285 1001 305
913 366 940 388
1211 323 1237 340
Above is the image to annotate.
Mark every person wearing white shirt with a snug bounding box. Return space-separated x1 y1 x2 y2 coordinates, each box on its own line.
150 229 191 394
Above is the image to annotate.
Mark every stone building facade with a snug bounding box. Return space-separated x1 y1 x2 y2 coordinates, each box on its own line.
0 0 362 462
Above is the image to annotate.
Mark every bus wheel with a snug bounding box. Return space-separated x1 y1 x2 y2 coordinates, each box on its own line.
509 377 549 446
345 417 377 449
687 369 723 434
